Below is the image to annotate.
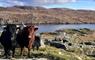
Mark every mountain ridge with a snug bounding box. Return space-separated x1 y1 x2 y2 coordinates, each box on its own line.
0 6 95 24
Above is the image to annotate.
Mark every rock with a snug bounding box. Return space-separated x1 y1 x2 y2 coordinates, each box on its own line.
40 39 45 48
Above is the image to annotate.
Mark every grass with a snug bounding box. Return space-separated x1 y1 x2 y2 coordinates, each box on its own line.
57 28 94 36
0 44 94 60
30 46 92 60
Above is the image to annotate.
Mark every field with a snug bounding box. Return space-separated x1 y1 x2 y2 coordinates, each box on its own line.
40 28 95 60
0 28 95 60
0 46 93 60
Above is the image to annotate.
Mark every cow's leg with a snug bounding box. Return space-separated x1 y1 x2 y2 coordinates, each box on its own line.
3 48 6 56
4 48 8 58
6 48 12 59
32 45 35 51
36 45 39 51
20 47 24 56
28 48 31 57
5 48 11 58
12 47 15 57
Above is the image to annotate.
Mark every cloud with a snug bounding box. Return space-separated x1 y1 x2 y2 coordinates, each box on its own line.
7 0 25 6
1 0 95 7
0 0 25 7
0 0 78 7
30 0 77 5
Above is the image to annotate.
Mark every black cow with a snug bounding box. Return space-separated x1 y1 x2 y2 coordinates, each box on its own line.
32 35 41 51
0 24 17 58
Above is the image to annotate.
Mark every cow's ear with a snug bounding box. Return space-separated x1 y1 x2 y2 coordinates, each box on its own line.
34 28 38 31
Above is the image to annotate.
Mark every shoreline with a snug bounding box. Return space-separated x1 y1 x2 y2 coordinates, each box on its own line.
1 23 95 25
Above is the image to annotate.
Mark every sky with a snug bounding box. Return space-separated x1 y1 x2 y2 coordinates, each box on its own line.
0 0 95 10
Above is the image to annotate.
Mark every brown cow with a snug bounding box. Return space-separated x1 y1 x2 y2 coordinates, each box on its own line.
16 25 38 57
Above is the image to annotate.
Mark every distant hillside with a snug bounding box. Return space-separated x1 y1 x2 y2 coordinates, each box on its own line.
0 6 95 24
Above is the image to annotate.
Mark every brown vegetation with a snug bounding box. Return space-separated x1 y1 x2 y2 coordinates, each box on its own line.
0 6 95 24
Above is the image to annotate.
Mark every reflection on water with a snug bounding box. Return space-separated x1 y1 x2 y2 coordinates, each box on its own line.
0 24 95 33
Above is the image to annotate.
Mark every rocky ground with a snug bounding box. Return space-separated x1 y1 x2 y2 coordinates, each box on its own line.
0 28 95 60
40 28 95 60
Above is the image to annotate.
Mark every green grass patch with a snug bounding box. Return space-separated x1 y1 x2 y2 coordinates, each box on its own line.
31 46 90 60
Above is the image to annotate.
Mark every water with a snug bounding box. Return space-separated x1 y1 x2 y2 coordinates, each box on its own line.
37 24 95 33
0 24 95 33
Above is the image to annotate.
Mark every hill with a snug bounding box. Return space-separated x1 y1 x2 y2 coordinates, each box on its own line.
0 6 95 24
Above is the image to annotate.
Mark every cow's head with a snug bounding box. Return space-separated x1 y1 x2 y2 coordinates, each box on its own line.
4 24 17 32
3 24 22 34
28 25 38 32
28 25 38 38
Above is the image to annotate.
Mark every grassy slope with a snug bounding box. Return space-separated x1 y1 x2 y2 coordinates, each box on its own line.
31 46 92 60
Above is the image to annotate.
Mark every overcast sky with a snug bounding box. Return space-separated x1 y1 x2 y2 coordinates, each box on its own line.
0 0 95 10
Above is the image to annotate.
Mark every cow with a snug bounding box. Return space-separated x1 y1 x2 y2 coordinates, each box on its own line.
32 35 41 51
0 24 17 58
16 25 38 57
